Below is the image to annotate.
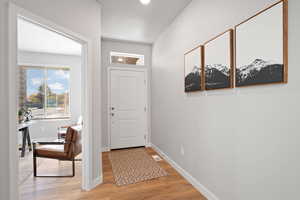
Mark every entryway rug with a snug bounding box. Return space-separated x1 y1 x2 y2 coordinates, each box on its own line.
109 148 168 186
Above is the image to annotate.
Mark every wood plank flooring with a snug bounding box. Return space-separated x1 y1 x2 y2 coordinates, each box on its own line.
20 148 206 200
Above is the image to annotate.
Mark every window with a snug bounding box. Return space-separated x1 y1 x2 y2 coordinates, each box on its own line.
19 66 70 119
110 51 145 66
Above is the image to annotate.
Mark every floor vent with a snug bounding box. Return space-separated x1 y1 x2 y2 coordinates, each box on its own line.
152 155 163 162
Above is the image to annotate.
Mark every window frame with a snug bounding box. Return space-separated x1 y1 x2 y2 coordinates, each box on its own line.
19 65 71 120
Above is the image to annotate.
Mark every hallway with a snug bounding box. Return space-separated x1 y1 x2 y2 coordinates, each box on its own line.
20 148 206 200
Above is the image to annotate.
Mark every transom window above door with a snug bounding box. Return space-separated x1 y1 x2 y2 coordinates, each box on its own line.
110 51 145 66
19 66 71 120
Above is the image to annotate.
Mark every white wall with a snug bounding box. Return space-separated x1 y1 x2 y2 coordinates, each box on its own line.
0 1 102 199
152 0 300 200
18 51 82 141
101 38 152 149
0 0 9 199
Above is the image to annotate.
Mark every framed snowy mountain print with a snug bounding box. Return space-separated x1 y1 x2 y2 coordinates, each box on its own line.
184 46 204 92
235 0 288 87
204 29 233 90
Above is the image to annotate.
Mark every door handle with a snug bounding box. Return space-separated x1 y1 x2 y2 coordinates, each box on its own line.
111 113 114 116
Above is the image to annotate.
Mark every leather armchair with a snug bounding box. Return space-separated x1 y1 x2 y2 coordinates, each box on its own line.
33 127 82 177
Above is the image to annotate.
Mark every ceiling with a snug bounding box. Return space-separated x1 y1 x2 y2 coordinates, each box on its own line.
18 18 82 56
98 0 192 44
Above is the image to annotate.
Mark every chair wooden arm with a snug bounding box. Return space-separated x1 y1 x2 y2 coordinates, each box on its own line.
33 141 65 145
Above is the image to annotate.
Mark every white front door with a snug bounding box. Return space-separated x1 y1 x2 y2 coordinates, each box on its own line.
109 68 147 149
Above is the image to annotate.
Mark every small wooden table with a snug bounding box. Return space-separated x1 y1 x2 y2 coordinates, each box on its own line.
18 121 35 157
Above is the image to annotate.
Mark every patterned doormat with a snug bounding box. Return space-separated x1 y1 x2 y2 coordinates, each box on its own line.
109 148 168 186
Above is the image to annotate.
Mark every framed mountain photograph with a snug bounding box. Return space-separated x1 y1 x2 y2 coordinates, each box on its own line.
184 46 203 92
235 0 288 87
204 29 233 90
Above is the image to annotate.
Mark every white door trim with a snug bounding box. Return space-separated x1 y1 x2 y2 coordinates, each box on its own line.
8 4 100 199
107 66 149 150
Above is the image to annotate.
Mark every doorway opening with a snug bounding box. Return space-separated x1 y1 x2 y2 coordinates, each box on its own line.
17 16 83 198
8 4 95 200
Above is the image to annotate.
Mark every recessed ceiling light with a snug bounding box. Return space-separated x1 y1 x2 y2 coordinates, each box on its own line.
118 57 124 62
140 0 151 5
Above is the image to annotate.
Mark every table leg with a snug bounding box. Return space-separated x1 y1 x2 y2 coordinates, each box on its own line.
26 127 32 151
21 129 26 157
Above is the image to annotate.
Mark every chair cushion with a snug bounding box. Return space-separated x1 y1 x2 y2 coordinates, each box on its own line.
35 145 69 160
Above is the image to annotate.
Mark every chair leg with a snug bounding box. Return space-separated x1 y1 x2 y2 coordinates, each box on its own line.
72 159 75 177
34 159 76 178
33 155 37 177
33 148 37 177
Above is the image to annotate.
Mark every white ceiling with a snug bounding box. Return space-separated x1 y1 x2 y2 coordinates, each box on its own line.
98 0 192 44
18 18 82 56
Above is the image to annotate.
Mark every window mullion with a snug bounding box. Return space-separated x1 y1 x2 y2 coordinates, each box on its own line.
44 68 47 119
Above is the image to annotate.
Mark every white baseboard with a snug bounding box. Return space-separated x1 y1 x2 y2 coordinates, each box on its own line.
102 147 110 152
146 143 151 147
151 144 219 200
102 144 151 151
86 175 102 191
93 175 103 188
83 175 102 191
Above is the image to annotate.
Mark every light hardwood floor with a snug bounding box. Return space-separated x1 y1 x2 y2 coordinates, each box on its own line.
20 148 206 200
